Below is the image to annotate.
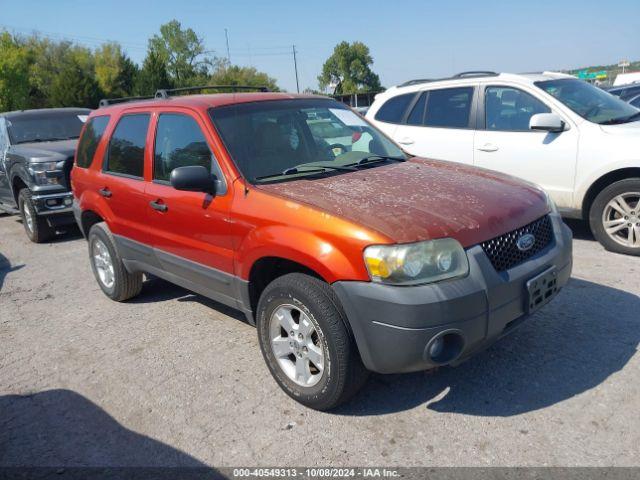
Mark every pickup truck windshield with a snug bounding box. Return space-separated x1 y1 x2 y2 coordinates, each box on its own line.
7 112 87 145
210 99 406 184
535 78 639 125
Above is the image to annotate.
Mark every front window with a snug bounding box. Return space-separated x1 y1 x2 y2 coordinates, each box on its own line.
485 86 550 131
6 111 88 145
536 78 640 125
210 99 406 184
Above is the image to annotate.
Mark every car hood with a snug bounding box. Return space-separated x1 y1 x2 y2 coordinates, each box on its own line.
258 158 550 247
599 120 640 135
9 139 77 163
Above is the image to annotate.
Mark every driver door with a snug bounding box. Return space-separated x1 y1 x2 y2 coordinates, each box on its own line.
0 118 12 204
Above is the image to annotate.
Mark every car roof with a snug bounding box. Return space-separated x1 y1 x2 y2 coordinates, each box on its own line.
94 92 332 115
1 107 91 119
385 71 574 95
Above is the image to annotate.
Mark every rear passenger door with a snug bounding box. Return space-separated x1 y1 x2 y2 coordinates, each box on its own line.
96 113 153 245
144 111 236 301
392 86 476 165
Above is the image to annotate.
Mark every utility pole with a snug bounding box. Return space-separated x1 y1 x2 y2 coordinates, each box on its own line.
292 45 300 93
225 28 231 63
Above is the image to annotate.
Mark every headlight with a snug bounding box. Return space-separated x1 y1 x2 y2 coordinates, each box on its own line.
364 238 469 285
29 161 60 185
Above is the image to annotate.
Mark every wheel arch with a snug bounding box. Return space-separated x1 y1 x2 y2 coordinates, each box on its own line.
582 167 640 220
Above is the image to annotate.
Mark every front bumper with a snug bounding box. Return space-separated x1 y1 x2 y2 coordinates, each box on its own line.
333 213 573 374
31 191 74 216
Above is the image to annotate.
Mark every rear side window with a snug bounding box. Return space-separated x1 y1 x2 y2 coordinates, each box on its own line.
374 93 415 123
105 114 150 178
424 87 474 128
76 115 110 168
154 114 212 182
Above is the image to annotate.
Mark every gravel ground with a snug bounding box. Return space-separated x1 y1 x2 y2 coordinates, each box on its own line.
1 213 638 467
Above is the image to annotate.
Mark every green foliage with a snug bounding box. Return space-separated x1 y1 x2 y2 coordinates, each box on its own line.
0 20 280 111
318 41 381 94
209 60 279 91
94 42 138 98
0 32 31 111
134 49 173 96
148 20 214 85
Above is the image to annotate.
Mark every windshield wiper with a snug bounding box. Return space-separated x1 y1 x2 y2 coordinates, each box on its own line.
254 164 356 182
15 136 77 144
599 112 640 125
347 155 406 168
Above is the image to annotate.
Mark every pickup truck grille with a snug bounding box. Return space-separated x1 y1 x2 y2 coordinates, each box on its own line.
480 215 554 271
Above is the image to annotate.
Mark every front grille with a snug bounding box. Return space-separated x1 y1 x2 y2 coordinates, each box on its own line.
480 215 554 271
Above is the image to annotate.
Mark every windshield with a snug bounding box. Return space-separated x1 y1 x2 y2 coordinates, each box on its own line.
209 99 406 184
7 111 88 144
535 79 639 124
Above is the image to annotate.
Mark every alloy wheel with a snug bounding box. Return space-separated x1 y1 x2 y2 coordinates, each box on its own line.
269 304 325 387
92 238 115 289
602 192 640 249
22 201 34 233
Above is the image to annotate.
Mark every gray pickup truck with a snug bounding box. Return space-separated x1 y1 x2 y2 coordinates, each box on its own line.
0 108 90 242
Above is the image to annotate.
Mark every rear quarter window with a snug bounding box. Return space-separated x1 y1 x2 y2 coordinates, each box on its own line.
76 115 110 168
374 93 415 124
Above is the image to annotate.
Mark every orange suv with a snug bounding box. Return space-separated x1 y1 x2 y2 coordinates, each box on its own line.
72 86 573 410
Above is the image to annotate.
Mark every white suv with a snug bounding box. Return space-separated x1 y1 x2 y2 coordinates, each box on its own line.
367 71 640 255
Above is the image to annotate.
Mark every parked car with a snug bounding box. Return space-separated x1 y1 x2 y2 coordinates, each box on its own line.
627 94 640 109
72 87 572 410
367 71 640 255
607 82 640 101
0 108 90 242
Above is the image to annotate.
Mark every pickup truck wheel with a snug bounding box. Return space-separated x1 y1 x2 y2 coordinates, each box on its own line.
18 189 53 243
590 178 640 256
256 273 369 410
88 222 143 301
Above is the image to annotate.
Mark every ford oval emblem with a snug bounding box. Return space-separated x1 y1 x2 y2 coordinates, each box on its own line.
516 233 536 251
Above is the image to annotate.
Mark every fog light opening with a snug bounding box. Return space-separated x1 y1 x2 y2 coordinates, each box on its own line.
426 331 464 365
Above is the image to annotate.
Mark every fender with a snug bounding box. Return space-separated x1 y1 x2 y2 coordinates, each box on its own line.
574 159 640 211
236 225 371 283
8 163 34 202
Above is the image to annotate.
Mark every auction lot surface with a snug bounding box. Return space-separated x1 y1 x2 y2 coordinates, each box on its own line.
1 213 639 467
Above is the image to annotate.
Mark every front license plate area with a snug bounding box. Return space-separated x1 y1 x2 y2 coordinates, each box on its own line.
526 267 558 314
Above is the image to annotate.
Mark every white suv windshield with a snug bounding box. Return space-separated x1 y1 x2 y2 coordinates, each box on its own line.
210 99 406 184
535 78 640 125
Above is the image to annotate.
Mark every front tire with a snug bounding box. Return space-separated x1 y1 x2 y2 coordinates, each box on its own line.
88 222 143 301
589 178 640 256
256 273 369 410
18 189 54 243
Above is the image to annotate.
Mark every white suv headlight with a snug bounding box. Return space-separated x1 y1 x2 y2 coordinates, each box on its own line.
363 238 469 285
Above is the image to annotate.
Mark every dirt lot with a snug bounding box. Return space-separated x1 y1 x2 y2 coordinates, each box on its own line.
1 213 639 467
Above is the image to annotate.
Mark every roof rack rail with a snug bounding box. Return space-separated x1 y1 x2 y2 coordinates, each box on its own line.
155 84 270 99
398 78 436 87
397 71 499 89
99 95 155 108
452 71 498 78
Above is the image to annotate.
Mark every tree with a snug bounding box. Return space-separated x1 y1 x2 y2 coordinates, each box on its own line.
209 60 279 91
49 50 101 107
0 31 31 111
318 41 381 94
148 20 214 86
134 49 172 95
94 42 137 98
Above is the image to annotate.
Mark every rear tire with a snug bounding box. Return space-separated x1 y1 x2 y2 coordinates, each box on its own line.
256 273 369 410
589 178 640 256
18 189 54 243
88 222 143 301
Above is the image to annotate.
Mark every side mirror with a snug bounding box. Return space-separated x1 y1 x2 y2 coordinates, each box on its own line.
530 113 565 133
170 166 217 195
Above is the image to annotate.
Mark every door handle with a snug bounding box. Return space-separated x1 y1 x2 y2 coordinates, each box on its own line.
99 187 112 198
149 200 168 212
398 137 414 145
477 143 499 152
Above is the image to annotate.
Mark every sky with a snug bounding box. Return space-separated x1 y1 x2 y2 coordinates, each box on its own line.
1 0 638 92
